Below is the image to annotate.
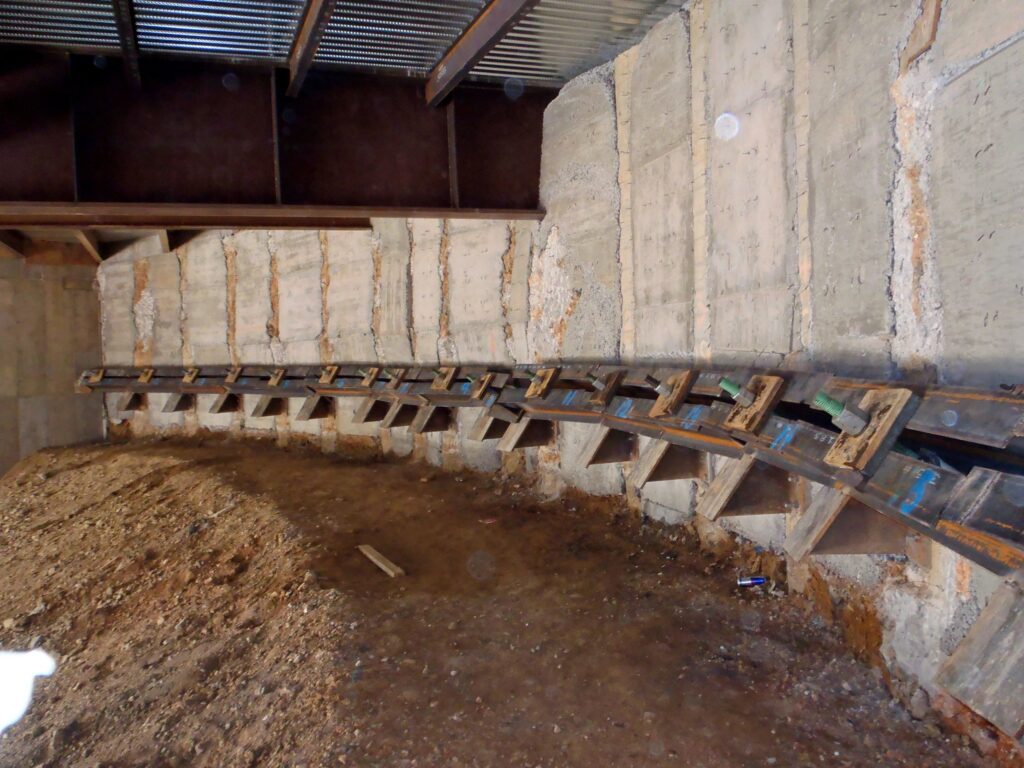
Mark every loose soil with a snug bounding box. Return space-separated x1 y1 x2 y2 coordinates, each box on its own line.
0 438 1005 766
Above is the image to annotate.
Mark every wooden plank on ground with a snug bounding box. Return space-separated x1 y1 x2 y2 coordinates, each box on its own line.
357 545 405 578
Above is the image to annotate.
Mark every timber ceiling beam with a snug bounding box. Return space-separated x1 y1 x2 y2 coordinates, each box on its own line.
286 0 337 98
425 0 541 107
111 0 142 90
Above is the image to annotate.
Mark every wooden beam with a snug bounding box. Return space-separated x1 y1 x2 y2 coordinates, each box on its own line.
0 203 542 228
0 230 25 259
73 229 103 264
286 0 337 98
158 230 171 252
425 0 541 107
111 0 142 90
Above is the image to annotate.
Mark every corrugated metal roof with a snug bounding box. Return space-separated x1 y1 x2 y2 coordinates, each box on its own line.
471 0 685 85
314 0 487 77
134 0 305 62
0 0 120 51
0 0 686 87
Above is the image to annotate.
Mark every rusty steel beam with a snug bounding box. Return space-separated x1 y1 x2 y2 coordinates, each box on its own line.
0 203 545 229
110 0 142 90
425 0 541 107
286 0 337 98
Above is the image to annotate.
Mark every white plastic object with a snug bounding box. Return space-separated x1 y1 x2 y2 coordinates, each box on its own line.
0 649 56 737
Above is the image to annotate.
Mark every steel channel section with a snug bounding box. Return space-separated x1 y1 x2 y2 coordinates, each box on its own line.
78 363 1024 575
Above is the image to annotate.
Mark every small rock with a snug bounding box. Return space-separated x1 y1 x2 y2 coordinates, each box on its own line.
2 618 15 630
909 687 930 720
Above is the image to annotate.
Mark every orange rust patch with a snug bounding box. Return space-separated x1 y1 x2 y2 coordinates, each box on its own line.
132 259 152 367
224 236 239 367
803 568 834 626
955 556 973 597
937 520 1024 571
838 595 885 671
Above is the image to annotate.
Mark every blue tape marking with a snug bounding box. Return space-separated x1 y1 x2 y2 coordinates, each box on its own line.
485 392 498 407
615 398 634 418
680 404 704 429
563 390 578 405
460 382 471 394
401 382 411 393
770 423 797 451
898 469 938 516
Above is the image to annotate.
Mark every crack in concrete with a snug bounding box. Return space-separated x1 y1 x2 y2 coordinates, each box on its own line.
177 250 193 368
370 226 383 362
404 220 416 361
222 233 239 367
131 259 153 368
437 220 457 363
500 223 516 364
266 233 282 365
318 230 332 362
890 0 944 379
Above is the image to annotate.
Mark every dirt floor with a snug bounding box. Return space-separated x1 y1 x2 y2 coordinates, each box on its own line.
0 437 1009 767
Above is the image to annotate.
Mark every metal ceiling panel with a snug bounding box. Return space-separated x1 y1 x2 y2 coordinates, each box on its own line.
0 0 120 51
0 0 686 88
133 0 305 62
314 0 487 76
470 0 685 85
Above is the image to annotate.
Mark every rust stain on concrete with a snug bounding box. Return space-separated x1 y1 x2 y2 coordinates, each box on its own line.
224 235 239 367
500 223 516 357
132 259 152 367
438 220 453 360
267 237 281 344
371 229 383 359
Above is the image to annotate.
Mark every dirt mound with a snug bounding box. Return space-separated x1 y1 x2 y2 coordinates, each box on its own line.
0 438 1002 766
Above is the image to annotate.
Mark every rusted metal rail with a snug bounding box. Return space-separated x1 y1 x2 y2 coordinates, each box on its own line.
78 363 1024 576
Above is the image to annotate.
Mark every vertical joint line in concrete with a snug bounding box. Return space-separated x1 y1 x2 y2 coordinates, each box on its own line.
223 232 239 367
793 0 814 356
500 222 517 364
689 0 711 363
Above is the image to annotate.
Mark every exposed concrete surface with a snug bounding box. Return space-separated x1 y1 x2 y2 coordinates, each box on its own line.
535 64 621 361
705 0 796 366
324 229 376 362
273 230 323 364
408 219 443 364
931 36 1024 386
628 13 692 360
1 253 103 475
806 1 906 376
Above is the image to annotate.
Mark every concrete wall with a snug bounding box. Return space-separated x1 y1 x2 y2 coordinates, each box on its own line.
0 248 104 476
96 0 1024 737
